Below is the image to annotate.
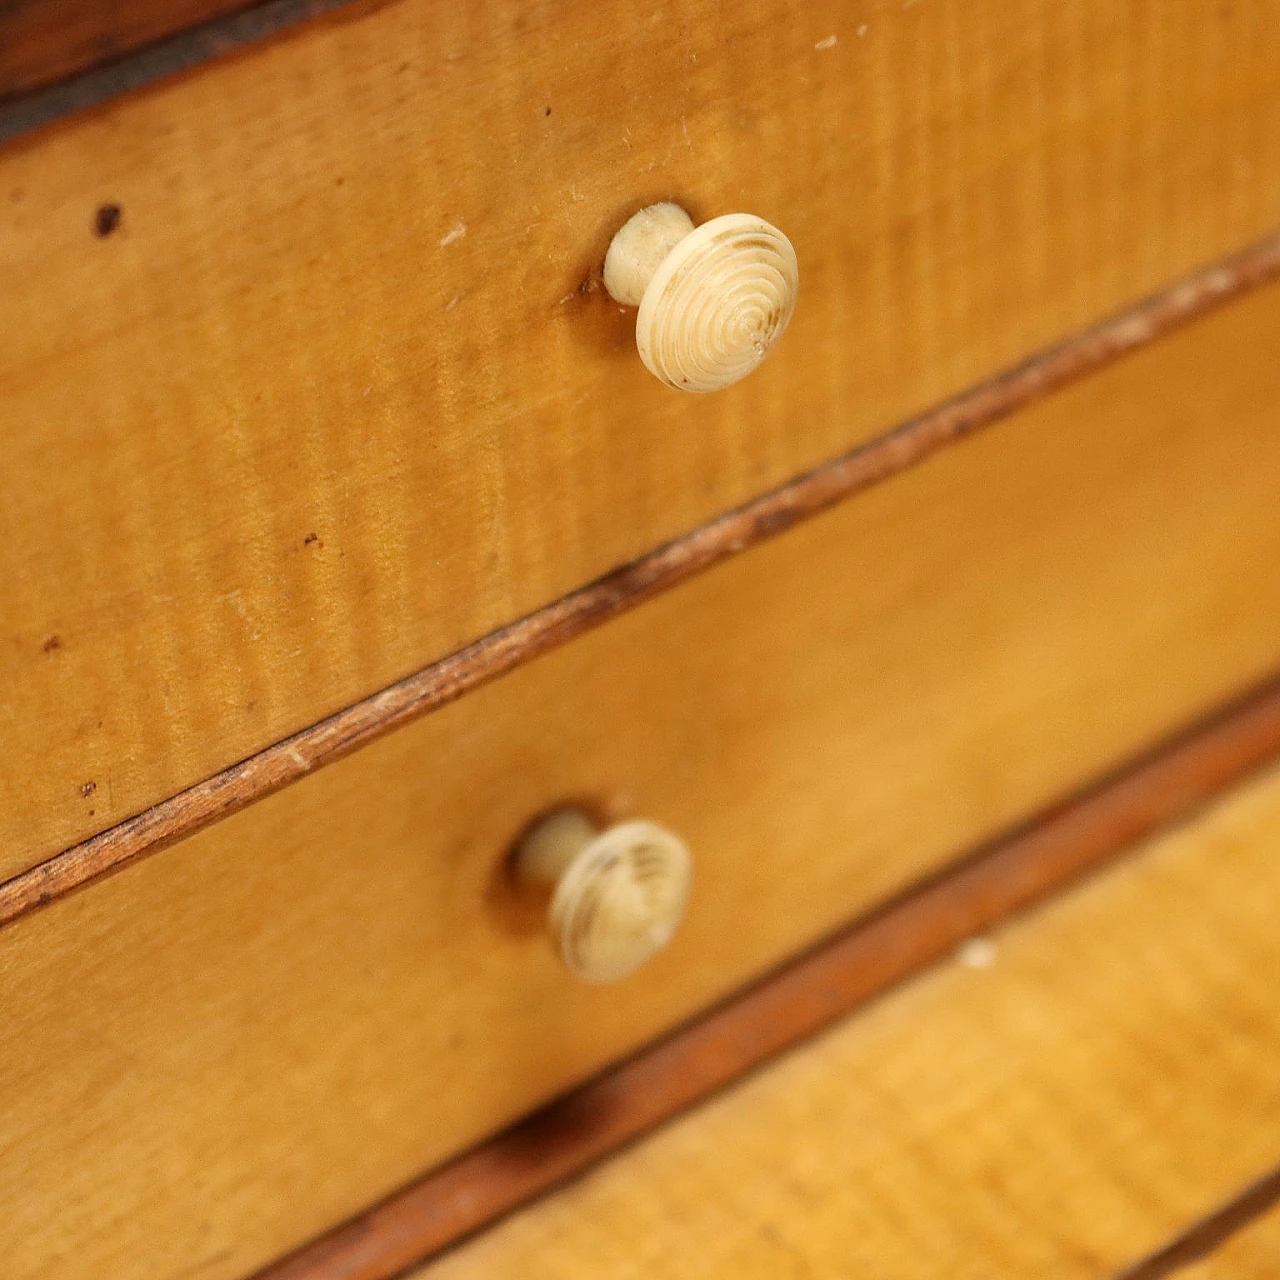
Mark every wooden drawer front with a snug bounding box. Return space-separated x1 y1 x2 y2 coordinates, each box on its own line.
6 284 1280 1280
415 758 1280 1280
3 0 1279 877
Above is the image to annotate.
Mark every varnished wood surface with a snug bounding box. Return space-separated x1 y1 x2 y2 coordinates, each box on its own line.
0 0 355 143
254 673 1280 1280
0 0 259 101
6 235 1278 926
8 282 1280 1280
1167 1199 1280 1278
3 0 1280 878
411 758 1280 1280
1116 1170 1280 1280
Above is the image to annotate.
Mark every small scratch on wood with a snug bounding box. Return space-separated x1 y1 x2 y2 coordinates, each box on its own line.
439 221 466 247
957 937 998 969
814 34 837 49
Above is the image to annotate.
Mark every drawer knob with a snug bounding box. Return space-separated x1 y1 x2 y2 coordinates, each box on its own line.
515 810 692 982
603 202 798 393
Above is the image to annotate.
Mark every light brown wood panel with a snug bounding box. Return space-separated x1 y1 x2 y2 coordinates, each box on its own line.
10 236 1277 928
2 0 1279 876
413 759 1280 1280
6 283 1280 1280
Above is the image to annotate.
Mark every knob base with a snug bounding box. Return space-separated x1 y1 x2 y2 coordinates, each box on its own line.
603 203 696 306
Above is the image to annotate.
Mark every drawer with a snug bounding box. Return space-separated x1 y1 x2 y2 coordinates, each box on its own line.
3 0 1280 875
5 282 1280 1280
414 756 1280 1280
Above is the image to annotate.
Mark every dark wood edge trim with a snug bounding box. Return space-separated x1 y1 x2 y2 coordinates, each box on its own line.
2 230 1279 933
0 0 350 148
1113 1165 1280 1279
248 671 1280 1280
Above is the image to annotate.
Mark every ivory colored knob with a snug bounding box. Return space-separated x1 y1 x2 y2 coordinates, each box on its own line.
515 810 692 983
603 202 798 392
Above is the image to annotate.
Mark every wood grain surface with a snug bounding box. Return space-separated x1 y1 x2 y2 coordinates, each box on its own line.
5 234 1277 928
408 757 1280 1280
8 280 1280 1280
253 674 1280 1280
0 0 355 141
3 0 1280 878
0 0 259 100
1163 1198 1280 1279
1116 1169 1280 1280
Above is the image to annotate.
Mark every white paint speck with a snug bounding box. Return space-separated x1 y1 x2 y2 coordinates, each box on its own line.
957 937 998 970
439 221 467 247
815 34 837 49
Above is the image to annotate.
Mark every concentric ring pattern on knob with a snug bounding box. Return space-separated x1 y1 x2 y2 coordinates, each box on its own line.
549 819 691 983
635 213 799 393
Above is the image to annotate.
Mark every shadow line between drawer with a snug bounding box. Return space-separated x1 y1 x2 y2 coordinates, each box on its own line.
2 227 1279 932
249 670 1280 1280
1111 1163 1280 1279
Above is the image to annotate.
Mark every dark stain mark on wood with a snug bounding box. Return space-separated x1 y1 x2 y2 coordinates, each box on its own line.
80 781 97 798
42 635 62 654
94 203 121 236
303 532 320 546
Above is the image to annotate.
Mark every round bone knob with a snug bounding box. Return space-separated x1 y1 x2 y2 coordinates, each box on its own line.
515 809 692 982
603 202 798 393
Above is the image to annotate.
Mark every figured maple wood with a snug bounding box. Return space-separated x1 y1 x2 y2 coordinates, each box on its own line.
5 237 1278 928
1160 1198 1280 1278
411 760 1280 1280
253 675 1280 1280
1116 1171 1280 1279
3 0 1280 878
7 283 1280 1280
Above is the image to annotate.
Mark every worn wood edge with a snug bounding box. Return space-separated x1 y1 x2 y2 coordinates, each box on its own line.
1 230 1278 933
1112 1165 1280 1279
0 0 265 104
0 0 354 147
242 670 1280 1280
